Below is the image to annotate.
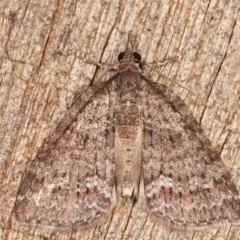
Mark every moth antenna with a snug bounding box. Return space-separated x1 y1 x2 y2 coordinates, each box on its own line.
143 62 206 103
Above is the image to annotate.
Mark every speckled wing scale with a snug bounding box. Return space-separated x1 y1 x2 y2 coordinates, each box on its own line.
14 32 240 232
14 79 117 231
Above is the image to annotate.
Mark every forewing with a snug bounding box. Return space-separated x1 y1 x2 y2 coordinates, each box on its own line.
142 79 240 230
14 80 116 231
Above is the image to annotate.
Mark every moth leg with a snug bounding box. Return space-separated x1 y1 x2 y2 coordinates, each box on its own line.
144 56 179 69
80 58 118 69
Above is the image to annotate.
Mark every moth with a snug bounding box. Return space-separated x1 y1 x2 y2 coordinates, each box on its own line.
14 32 240 231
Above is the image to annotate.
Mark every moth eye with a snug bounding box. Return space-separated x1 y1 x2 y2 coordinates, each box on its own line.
118 52 125 61
133 52 141 62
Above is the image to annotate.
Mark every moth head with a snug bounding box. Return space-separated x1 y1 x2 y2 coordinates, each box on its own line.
117 52 142 69
118 52 141 63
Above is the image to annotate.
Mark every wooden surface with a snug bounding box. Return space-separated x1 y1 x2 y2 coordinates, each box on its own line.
0 0 240 239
